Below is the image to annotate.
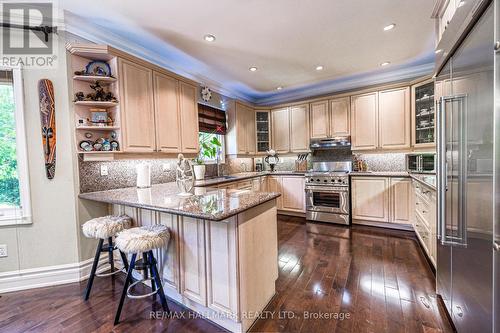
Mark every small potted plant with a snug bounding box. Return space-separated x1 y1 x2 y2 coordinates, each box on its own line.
192 156 205 180
193 133 222 180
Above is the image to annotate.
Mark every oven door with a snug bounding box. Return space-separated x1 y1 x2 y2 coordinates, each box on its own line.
305 186 349 214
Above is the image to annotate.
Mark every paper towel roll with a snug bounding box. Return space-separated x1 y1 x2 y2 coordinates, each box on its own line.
136 163 151 188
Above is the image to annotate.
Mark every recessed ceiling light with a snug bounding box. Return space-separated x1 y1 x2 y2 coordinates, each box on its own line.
435 49 443 54
203 34 216 42
315 65 324 71
383 23 396 31
380 61 391 67
276 86 283 90
249 66 258 72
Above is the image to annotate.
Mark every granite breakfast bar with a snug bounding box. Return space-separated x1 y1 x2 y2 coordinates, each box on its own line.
79 182 280 333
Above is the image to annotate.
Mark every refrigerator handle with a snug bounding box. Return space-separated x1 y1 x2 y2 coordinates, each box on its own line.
437 96 446 241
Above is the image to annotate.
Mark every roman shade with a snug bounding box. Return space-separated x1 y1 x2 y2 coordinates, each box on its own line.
198 103 227 135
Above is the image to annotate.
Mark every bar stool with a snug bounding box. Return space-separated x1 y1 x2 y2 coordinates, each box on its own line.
82 215 132 301
113 224 171 325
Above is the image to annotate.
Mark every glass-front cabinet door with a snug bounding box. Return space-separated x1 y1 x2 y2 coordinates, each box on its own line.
256 110 270 153
412 79 436 147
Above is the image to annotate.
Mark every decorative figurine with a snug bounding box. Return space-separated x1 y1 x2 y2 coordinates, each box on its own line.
176 153 194 196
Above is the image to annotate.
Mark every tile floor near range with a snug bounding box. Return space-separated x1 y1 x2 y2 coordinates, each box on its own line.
0 216 451 333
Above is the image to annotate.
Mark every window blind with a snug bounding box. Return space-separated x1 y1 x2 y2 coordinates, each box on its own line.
198 103 227 135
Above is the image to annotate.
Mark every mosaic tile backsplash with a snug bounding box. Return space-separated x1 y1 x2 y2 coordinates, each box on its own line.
354 152 406 172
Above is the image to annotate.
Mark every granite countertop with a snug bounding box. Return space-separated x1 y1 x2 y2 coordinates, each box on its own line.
349 171 410 177
79 182 281 221
410 174 437 190
195 171 306 187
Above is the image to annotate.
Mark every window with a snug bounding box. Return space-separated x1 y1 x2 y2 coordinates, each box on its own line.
0 68 31 226
198 131 225 164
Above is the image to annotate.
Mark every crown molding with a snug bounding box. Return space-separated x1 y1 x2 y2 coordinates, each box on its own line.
253 61 435 106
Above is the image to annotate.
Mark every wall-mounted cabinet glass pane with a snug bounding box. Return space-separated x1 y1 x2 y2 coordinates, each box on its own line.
414 82 435 145
256 111 270 152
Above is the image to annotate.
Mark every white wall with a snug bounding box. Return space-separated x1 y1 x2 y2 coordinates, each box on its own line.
0 32 80 273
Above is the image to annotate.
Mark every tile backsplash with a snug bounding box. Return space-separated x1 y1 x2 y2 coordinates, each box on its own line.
354 152 406 172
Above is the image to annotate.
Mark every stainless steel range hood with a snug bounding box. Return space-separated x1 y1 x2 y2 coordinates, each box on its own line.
309 136 351 150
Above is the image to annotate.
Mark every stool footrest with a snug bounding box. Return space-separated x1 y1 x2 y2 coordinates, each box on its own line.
126 278 158 299
94 259 126 277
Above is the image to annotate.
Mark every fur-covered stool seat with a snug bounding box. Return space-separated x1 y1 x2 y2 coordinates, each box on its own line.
113 224 171 325
81 215 132 301
115 225 170 254
82 215 132 239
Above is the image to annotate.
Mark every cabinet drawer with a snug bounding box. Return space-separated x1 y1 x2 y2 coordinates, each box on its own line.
237 180 253 190
414 182 434 203
414 214 431 254
415 193 431 228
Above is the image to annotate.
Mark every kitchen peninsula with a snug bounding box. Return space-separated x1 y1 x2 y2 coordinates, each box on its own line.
79 182 280 333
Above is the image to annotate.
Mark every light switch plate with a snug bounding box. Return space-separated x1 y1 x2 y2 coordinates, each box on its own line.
100 165 108 176
0 245 7 258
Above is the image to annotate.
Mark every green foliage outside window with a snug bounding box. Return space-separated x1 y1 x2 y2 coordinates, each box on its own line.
195 132 223 164
0 84 20 207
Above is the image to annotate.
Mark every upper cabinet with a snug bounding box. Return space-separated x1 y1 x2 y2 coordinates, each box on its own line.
330 97 350 137
378 87 410 149
310 101 329 139
227 102 255 155
153 71 181 153
412 79 435 148
119 58 156 152
289 104 310 152
271 104 309 153
270 107 290 153
179 82 199 153
118 58 198 154
351 92 378 150
256 110 271 153
309 98 350 139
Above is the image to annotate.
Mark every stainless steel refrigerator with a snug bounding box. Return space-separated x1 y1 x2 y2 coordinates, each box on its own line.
436 0 499 332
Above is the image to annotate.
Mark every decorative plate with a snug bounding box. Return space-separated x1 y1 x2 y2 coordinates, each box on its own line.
85 61 112 77
201 86 212 102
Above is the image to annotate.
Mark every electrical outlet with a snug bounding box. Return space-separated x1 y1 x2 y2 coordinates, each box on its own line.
162 163 171 171
0 245 7 258
100 165 108 176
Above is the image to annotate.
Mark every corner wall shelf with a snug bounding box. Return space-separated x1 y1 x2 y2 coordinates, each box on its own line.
73 75 117 83
74 101 119 107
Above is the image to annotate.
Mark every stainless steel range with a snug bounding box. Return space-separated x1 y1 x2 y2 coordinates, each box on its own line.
305 161 352 225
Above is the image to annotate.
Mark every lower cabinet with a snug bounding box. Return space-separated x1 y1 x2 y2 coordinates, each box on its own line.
351 176 411 225
411 179 437 266
267 176 283 210
281 176 306 212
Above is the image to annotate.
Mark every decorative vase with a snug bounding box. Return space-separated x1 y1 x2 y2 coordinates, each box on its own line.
193 165 206 180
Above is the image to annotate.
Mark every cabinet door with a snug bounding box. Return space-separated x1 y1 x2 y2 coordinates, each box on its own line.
267 176 283 209
351 176 389 222
351 92 378 150
235 103 248 154
153 72 181 152
330 97 350 136
179 82 199 153
119 58 155 152
389 177 411 224
179 217 207 305
271 108 290 153
289 104 309 152
281 177 305 212
310 101 329 139
379 87 410 149
158 212 180 291
245 107 256 154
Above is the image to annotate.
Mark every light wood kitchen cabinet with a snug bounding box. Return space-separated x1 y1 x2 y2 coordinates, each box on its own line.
271 107 290 153
119 58 156 152
245 107 256 154
310 101 329 138
179 217 207 305
158 212 180 291
378 87 410 149
351 92 378 150
411 179 437 266
153 72 181 152
281 176 305 212
289 104 310 152
179 81 199 153
389 177 411 223
267 176 283 209
230 102 256 155
330 97 350 136
351 176 390 222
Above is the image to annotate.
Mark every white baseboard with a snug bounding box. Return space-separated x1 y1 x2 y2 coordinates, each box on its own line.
0 255 110 294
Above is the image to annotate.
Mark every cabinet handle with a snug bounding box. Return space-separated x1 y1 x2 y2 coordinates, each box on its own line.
416 202 419 205
494 241 500 251
422 210 427 214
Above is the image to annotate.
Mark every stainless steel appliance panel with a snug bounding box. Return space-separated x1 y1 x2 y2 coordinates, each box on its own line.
494 0 500 330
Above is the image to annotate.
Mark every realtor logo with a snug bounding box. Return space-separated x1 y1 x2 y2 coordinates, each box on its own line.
1 2 58 68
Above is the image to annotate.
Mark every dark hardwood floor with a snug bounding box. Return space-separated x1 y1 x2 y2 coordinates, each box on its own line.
0 216 452 333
